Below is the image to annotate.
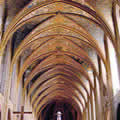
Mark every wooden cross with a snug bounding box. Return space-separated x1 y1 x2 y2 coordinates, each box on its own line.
8 109 11 120
13 106 32 120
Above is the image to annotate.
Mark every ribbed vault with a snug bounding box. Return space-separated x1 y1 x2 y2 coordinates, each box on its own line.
1 0 120 120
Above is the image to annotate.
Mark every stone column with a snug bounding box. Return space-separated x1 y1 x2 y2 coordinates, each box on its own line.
2 42 11 120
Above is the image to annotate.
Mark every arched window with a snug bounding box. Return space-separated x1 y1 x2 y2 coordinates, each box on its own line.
42 101 77 120
57 111 62 120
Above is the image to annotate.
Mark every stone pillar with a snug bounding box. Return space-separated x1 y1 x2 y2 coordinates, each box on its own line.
2 42 11 120
106 38 120 120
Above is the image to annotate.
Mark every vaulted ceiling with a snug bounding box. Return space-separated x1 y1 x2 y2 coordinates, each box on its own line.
0 0 120 120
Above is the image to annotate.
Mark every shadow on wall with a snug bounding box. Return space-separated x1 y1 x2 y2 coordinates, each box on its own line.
117 103 120 120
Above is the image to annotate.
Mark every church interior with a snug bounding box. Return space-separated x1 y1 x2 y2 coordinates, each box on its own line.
0 0 120 120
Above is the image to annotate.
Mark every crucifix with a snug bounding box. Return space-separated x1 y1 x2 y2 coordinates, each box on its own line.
13 106 32 120
8 108 11 120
